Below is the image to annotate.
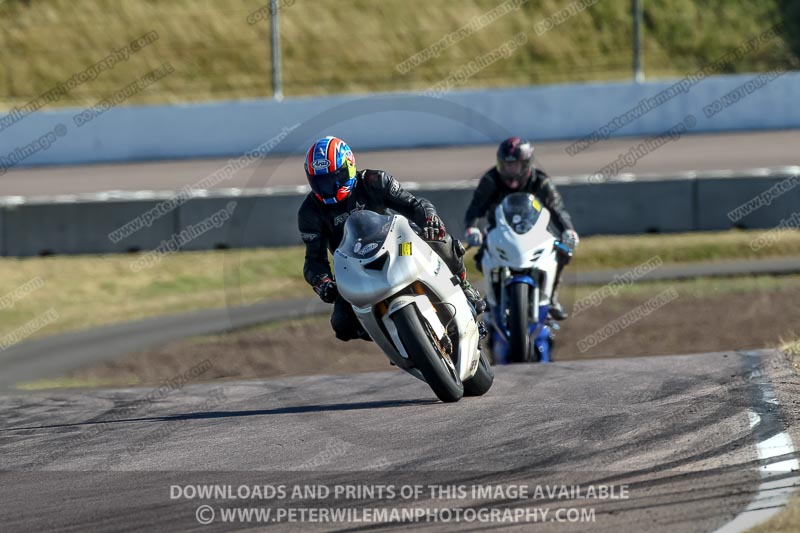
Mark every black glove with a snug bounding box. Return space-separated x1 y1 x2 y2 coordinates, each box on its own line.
313 275 338 303
424 215 446 241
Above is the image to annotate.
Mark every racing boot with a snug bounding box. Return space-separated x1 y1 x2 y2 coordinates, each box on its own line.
356 327 373 342
548 254 570 321
458 269 486 315
477 320 488 345
549 291 568 321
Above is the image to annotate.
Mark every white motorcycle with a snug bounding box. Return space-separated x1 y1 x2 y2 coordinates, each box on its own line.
481 192 572 363
334 210 493 403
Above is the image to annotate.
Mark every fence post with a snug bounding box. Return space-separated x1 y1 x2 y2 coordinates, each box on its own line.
633 0 645 82
270 0 284 101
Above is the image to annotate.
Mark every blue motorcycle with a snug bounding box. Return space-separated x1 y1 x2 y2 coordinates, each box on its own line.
477 193 572 363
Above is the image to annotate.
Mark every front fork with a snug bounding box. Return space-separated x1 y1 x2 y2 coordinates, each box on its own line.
490 268 554 363
495 268 538 330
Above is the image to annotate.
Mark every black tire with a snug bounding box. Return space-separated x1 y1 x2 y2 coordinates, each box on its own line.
508 283 531 363
464 351 494 396
392 305 464 403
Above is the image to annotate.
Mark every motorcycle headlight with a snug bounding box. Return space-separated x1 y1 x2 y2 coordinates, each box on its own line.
513 221 532 234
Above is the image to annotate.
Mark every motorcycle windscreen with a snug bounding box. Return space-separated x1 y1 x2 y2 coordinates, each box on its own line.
501 192 543 234
339 210 393 258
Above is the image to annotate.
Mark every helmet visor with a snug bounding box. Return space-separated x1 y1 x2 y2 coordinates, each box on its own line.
309 166 351 199
498 160 530 182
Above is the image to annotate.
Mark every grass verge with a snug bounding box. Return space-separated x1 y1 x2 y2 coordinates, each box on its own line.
567 230 800 270
747 504 800 533
0 229 798 344
47 274 800 389
0 246 306 340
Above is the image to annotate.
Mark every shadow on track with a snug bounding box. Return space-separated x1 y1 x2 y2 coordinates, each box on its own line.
1 398 438 431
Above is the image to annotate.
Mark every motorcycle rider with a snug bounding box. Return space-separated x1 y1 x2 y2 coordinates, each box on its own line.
463 137 578 320
298 136 485 342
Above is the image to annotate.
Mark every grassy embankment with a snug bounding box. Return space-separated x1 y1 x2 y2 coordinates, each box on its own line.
1 229 799 342
0 0 797 107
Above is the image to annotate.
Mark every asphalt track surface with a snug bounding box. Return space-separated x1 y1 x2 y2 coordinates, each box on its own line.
2 256 798 391
1 258 799 531
3 130 799 196
1 349 798 533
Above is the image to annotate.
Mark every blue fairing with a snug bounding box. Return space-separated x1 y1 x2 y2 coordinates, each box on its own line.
490 279 554 364
506 275 536 287
535 323 552 362
528 304 549 334
554 241 573 255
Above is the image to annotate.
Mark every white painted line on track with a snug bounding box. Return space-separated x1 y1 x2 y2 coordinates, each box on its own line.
712 359 800 533
0 166 797 205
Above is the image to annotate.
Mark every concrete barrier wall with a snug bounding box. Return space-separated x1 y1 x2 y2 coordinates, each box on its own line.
560 180 697 235
2 171 797 256
177 194 307 250
2 72 799 168
695 176 800 231
1 200 178 256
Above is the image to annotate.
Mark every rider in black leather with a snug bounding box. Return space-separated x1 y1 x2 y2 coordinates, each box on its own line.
298 136 485 341
463 137 578 320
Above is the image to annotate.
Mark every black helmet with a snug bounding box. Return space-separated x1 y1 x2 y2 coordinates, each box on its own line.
496 137 534 189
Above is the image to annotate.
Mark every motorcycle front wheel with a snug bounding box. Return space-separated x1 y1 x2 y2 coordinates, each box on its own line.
464 350 494 396
508 283 533 363
392 305 464 403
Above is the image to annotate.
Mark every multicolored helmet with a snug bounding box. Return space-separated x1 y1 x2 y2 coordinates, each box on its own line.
304 136 357 205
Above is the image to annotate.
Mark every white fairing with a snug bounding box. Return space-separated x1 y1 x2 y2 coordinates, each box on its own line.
481 197 560 308
334 212 480 382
